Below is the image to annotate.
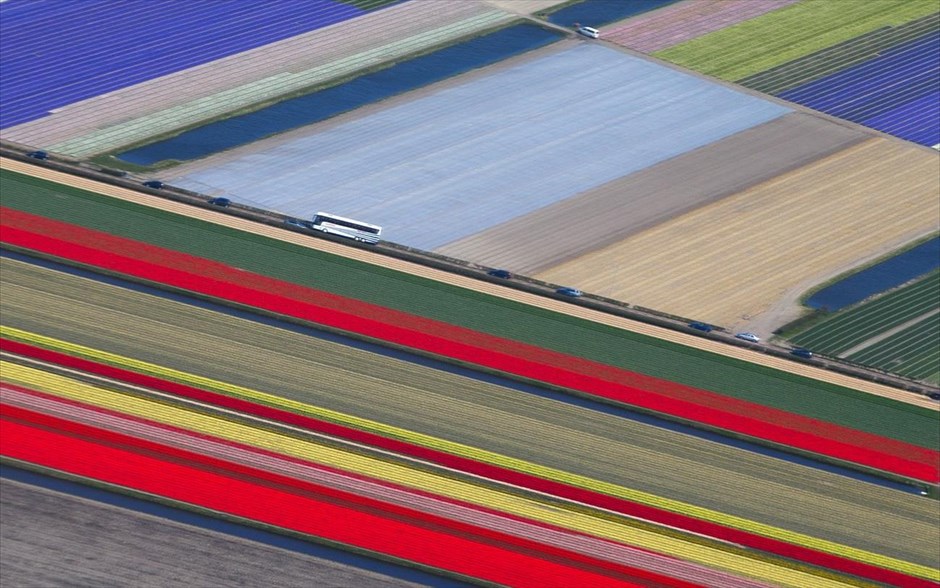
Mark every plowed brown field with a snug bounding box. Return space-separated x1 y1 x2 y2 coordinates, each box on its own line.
536 138 940 334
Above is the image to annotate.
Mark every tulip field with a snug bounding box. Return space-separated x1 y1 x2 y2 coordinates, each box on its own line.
2 161 939 586
2 0 939 585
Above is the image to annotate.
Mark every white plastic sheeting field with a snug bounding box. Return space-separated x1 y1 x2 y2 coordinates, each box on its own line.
170 43 790 249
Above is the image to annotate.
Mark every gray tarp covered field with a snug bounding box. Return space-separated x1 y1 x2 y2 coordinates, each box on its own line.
171 44 789 249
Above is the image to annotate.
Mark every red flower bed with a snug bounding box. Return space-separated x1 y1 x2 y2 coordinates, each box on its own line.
0 404 691 588
2 208 935 483
2 339 931 587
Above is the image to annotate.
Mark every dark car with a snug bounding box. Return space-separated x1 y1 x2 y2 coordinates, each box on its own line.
556 287 583 297
142 180 165 189
284 217 309 229
208 197 231 207
487 269 512 279
688 322 714 333
26 150 49 160
790 347 814 359
926 392 940 401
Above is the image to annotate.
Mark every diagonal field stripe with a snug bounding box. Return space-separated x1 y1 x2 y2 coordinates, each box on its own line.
0 364 870 588
1 209 936 483
2 383 769 588
0 411 658 588
1 345 935 585
4 336 922 587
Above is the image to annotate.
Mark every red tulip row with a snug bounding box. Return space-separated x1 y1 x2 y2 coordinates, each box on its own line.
0 403 691 588
2 207 936 483
1 339 930 586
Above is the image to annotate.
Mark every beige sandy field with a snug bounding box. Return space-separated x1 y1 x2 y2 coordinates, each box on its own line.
536 138 940 336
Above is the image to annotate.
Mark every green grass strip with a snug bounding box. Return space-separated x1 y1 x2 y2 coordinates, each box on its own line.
4 326 935 580
653 0 939 81
2 168 937 448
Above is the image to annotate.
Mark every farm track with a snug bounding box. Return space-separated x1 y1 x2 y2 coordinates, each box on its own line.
0 478 422 588
2 157 930 410
2 257 938 570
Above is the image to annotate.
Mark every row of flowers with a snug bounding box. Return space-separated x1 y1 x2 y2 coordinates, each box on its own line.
2 207 936 483
1 400 697 588
0 340 930 586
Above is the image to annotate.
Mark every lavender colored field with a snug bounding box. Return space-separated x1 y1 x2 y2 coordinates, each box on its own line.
778 29 940 147
0 0 369 129
168 43 788 250
603 0 797 54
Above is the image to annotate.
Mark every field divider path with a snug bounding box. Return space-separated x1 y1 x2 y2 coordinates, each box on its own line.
1 157 924 407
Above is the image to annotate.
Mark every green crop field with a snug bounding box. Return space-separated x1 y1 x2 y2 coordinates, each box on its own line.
739 12 940 95
654 0 938 81
2 168 937 448
847 312 940 384
793 272 939 351
792 272 940 384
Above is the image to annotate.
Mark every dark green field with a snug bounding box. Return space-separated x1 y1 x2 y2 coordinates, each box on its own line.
2 168 937 448
793 272 940 384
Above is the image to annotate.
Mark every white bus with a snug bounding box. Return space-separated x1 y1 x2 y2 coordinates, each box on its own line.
310 211 382 244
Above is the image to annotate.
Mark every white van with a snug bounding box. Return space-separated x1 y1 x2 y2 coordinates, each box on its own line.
578 26 600 39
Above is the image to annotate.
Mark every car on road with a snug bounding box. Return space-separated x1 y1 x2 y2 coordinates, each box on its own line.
926 392 940 401
487 269 512 279
556 287 582 297
577 26 600 39
284 217 309 229
688 322 714 333
208 197 231 207
26 150 49 160
142 180 165 189
735 332 760 343
790 347 814 359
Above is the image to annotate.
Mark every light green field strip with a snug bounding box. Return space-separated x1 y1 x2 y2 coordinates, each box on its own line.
1 257 935 568
654 0 939 81
2 327 934 581
0 361 869 588
49 10 514 157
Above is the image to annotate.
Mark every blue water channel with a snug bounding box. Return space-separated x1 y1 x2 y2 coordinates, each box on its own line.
3 249 922 494
0 465 468 588
807 237 940 311
546 0 680 27
117 23 562 165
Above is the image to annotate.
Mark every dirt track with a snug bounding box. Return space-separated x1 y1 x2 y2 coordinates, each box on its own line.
2 156 935 410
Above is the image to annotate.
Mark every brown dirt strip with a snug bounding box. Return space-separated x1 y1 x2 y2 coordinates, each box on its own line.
0 478 423 588
435 112 867 274
536 139 940 338
2 156 933 410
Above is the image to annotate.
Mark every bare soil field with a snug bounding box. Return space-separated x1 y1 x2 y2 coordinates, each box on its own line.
436 112 866 274
0 478 424 588
535 138 940 337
